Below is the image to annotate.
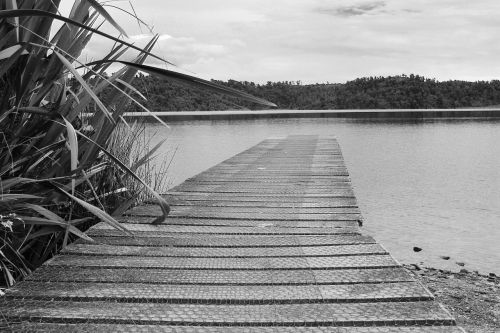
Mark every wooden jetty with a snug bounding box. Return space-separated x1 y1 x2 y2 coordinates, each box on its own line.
0 135 463 332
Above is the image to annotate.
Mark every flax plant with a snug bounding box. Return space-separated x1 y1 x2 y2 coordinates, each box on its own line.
0 0 275 287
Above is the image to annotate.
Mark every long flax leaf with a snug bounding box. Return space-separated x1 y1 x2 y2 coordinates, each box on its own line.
85 0 128 37
0 44 27 60
0 42 27 78
54 51 115 124
0 194 41 201
25 36 169 130
24 203 63 222
87 60 277 107
116 78 147 100
0 177 34 191
0 9 173 65
62 117 78 188
130 139 166 173
58 188 132 236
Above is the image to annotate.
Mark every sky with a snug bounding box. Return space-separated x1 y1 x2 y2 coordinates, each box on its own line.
66 0 500 84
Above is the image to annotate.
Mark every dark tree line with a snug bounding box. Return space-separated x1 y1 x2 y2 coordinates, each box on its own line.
130 74 500 111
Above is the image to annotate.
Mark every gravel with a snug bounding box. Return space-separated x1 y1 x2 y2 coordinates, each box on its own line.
404 264 500 333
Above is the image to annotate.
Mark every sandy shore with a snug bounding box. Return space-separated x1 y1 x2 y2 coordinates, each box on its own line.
404 264 499 333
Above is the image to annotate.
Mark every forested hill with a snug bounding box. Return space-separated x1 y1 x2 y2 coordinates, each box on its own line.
131 74 500 111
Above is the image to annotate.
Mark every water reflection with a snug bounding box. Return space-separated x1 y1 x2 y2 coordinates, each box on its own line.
144 117 500 275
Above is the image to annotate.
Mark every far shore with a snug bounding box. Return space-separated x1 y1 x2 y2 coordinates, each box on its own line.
123 108 500 121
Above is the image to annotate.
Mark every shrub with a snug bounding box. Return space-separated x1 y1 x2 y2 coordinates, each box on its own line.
0 0 274 287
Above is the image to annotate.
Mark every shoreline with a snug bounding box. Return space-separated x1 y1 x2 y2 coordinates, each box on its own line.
404 264 499 333
123 108 500 121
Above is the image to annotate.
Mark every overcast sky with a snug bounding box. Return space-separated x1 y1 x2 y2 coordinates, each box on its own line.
76 0 500 84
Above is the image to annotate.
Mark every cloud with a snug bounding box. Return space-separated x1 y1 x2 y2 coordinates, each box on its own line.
402 8 421 14
149 36 228 68
316 1 386 17
129 34 173 41
78 0 500 83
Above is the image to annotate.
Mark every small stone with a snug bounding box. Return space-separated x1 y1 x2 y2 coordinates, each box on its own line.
459 268 469 274
439 256 450 260
456 262 465 267
489 273 497 278
413 247 422 252
410 263 422 271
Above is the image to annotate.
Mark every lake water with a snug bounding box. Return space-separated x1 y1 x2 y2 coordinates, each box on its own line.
144 117 500 275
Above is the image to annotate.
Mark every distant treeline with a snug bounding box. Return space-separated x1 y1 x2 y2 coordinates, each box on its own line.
130 74 500 111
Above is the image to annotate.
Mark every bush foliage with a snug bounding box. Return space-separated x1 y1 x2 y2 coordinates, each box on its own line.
132 74 500 111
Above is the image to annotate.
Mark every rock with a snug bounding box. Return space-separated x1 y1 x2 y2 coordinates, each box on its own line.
426 269 437 276
459 268 469 274
456 262 465 267
413 246 422 252
439 256 450 260
410 263 422 271
489 273 497 278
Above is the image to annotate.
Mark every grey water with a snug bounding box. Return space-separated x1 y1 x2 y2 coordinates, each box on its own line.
145 117 500 275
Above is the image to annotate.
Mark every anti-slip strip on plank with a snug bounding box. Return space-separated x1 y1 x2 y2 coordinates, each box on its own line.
116 216 360 227
164 191 357 198
45 254 399 270
61 243 388 257
161 194 359 203
78 235 376 247
0 300 456 326
89 222 361 233
2 324 466 332
25 267 415 285
128 205 362 215
125 212 363 221
85 229 360 237
4 281 433 304
165 202 359 209
91 222 361 231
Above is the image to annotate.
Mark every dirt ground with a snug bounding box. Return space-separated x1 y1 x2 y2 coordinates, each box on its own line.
404 264 500 333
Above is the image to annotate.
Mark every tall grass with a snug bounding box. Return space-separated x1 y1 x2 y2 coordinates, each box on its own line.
108 122 173 207
0 0 274 287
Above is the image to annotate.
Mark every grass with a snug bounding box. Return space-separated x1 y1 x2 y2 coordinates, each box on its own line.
107 121 173 206
0 0 274 287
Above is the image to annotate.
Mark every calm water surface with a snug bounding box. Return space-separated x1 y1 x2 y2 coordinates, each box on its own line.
145 118 500 275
